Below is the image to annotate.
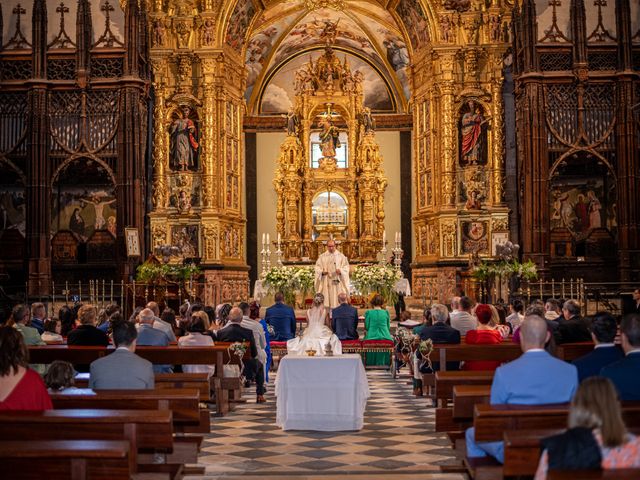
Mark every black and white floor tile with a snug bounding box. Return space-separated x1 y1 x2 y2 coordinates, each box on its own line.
194 370 465 479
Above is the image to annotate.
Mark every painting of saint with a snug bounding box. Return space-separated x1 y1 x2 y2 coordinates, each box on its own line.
69 208 86 238
318 116 341 158
170 106 199 171
84 194 116 230
460 100 488 165
550 181 610 239
587 190 602 229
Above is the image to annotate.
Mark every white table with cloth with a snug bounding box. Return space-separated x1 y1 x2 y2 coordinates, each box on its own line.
275 354 370 431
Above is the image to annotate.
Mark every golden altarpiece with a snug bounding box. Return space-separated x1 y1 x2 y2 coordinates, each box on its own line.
147 0 249 305
273 45 387 263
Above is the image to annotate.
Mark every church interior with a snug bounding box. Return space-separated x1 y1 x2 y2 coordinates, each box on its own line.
1 0 640 478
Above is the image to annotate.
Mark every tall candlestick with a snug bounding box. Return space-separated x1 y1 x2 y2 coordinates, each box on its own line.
277 232 281 248
262 233 265 246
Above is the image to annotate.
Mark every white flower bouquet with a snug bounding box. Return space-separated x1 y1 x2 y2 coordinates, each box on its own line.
263 266 315 306
351 264 402 305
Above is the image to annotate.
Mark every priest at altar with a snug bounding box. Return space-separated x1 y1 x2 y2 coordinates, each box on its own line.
314 239 350 309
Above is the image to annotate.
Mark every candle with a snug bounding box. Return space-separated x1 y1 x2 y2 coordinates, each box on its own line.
266 233 270 246
262 233 265 246
382 230 386 244
278 233 281 248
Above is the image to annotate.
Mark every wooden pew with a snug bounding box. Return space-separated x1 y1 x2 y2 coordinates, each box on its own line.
453 384 491 420
435 370 494 406
28 344 249 415
0 440 133 480
0 409 175 478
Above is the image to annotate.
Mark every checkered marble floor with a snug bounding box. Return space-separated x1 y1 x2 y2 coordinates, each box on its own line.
192 370 465 479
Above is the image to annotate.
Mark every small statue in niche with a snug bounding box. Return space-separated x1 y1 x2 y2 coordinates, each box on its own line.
440 15 452 43
460 100 489 166
359 107 375 133
176 190 191 214
318 116 341 159
152 18 167 47
284 109 299 136
170 105 199 171
201 19 215 46
489 15 501 42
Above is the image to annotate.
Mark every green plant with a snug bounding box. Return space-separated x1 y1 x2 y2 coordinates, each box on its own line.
135 263 201 283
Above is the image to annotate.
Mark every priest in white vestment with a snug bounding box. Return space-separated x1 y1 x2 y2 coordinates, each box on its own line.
314 239 350 309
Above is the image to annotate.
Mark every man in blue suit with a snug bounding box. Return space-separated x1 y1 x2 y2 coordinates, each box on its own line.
601 313 640 401
465 315 578 464
136 308 172 373
265 292 296 341
572 312 623 382
331 293 359 340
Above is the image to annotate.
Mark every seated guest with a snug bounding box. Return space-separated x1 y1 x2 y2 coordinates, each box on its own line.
8 304 44 346
556 299 591 344
506 299 524 331
412 307 432 336
147 301 176 342
58 305 76 337
572 312 623 382
363 294 393 366
535 376 640 479
67 304 110 372
41 318 63 344
331 292 359 340
601 313 640 400
89 322 154 389
450 296 461 319
178 313 215 377
0 326 52 410
97 303 120 333
545 298 562 322
413 303 460 395
216 303 232 328
450 296 477 336
464 304 503 371
466 315 578 464
136 308 172 374
30 302 47 335
265 292 296 341
251 301 272 383
216 307 266 403
513 303 558 354
44 360 76 393
632 288 640 314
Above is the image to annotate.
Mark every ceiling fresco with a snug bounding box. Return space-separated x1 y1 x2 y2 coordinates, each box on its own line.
242 0 412 114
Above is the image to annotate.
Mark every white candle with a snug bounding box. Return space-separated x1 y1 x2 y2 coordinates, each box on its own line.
382 230 386 244
262 233 265 246
399 231 402 243
278 233 281 247
267 233 270 245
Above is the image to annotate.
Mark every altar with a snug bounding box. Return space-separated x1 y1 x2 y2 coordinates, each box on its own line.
275 354 370 431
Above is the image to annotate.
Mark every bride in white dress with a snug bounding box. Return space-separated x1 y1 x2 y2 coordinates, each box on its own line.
287 293 343 356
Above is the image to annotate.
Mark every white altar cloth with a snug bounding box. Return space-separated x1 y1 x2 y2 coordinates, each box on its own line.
275 354 370 431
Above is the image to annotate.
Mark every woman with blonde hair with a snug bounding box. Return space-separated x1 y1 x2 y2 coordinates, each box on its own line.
286 293 342 356
535 376 640 479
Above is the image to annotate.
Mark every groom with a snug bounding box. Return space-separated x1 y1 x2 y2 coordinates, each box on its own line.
315 239 350 309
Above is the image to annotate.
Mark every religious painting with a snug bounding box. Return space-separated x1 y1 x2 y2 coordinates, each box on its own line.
461 220 489 254
52 186 116 241
395 0 430 50
260 50 395 113
171 225 199 258
370 26 411 100
125 228 140 257
245 11 299 101
459 100 488 166
492 232 509 256
226 0 257 52
271 11 378 68
0 185 26 237
550 178 614 239
169 174 200 213
169 105 199 172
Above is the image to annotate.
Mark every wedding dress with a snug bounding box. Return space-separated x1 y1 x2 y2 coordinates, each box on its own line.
287 306 343 356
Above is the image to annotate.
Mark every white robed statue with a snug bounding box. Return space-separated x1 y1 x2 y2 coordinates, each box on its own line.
314 239 350 309
287 293 342 356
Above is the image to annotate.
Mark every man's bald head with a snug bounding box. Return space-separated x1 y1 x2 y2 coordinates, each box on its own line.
228 307 243 323
139 308 155 324
146 301 160 317
338 292 348 304
519 315 550 351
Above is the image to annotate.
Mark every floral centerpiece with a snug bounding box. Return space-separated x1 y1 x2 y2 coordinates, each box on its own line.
263 266 315 306
351 264 402 305
136 262 201 284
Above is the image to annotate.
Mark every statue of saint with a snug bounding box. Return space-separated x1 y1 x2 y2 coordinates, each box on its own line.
285 109 299 136
460 100 489 165
170 106 199 171
318 116 341 158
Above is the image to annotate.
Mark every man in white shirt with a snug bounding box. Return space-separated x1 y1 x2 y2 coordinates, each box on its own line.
239 302 267 368
315 239 350 309
147 301 176 342
450 296 477 336
450 296 461 318
544 298 562 321
506 299 524 331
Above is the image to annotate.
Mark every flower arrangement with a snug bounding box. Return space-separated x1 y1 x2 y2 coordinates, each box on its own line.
263 266 315 306
472 259 538 282
136 263 201 283
395 327 413 348
351 264 402 305
228 341 247 358
418 338 434 372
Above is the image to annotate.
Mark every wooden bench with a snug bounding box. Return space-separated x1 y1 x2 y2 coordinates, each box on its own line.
28 344 249 415
0 440 133 480
0 409 175 478
435 370 494 406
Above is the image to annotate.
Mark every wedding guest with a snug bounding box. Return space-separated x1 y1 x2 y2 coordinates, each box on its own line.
265 292 296 341
250 301 272 382
363 294 393 366
147 301 176 342
545 298 562 322
97 303 120 333
216 304 232 328
0 326 52 410
534 376 640 479
601 313 640 401
465 304 503 371
67 304 110 372
450 296 477 336
41 318 64 344
58 305 75 337
129 306 143 324
556 300 591 344
44 360 76 393
331 292 359 341
178 314 214 377
506 299 524 331
30 302 47 335
412 307 432 336
8 304 45 346
136 308 172 374
572 312 623 382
